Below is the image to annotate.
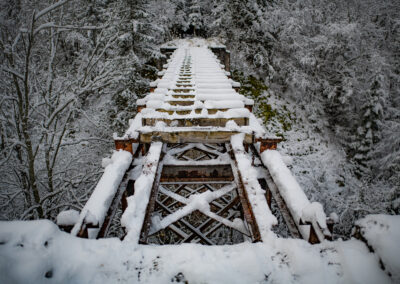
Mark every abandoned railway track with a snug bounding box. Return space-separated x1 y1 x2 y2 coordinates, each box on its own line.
62 43 335 246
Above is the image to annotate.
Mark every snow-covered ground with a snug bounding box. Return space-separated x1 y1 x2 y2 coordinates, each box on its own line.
0 217 398 283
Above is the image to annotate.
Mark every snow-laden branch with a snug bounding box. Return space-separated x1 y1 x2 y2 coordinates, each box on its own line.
34 23 107 35
60 138 110 147
44 98 74 128
2 67 24 80
34 0 73 21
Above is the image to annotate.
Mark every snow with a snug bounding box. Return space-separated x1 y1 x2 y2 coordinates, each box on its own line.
204 100 244 109
355 214 400 282
0 219 394 284
71 150 132 237
56 210 80 226
260 149 328 240
121 142 163 243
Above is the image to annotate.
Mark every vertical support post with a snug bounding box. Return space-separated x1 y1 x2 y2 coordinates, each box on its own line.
224 50 230 72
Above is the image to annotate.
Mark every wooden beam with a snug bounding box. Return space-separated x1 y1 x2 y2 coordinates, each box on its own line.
142 117 249 127
139 130 254 144
160 165 233 182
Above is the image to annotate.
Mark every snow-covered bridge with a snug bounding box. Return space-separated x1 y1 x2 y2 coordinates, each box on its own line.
0 40 399 283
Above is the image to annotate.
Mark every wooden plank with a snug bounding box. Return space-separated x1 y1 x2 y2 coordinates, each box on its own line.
155 109 228 115
254 138 283 152
167 100 195 106
142 117 249 127
161 181 232 185
139 130 254 144
161 165 233 182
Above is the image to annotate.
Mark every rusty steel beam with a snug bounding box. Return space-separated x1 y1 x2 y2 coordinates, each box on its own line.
160 165 233 182
114 139 138 154
139 147 165 244
227 143 261 242
255 138 283 153
121 179 135 213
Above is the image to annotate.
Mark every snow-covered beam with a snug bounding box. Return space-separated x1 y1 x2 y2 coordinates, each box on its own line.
139 129 254 144
121 142 164 244
71 150 133 239
230 133 277 242
260 149 332 243
161 165 233 182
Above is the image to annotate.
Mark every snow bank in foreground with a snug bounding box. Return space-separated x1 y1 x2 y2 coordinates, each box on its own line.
71 150 132 237
0 219 393 284
355 214 400 282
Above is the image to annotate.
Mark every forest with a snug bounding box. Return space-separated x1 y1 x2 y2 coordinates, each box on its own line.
0 0 399 239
